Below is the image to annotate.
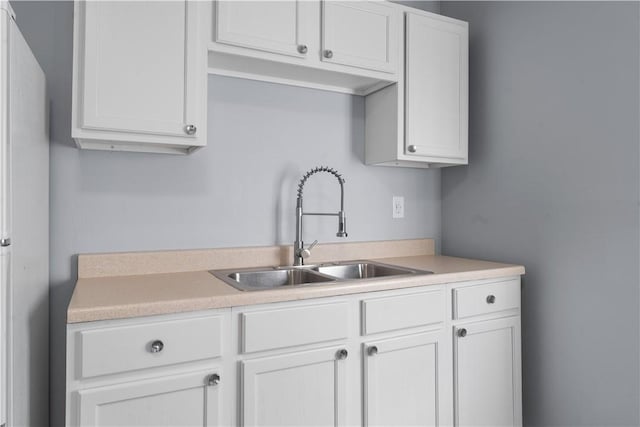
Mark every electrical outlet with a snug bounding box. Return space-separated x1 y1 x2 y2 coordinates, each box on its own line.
392 196 404 219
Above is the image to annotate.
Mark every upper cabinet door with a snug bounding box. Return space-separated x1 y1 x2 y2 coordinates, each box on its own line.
321 1 399 74
405 12 468 161
215 1 314 59
76 1 203 141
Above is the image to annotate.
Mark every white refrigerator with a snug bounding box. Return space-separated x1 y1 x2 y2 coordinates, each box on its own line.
0 3 49 427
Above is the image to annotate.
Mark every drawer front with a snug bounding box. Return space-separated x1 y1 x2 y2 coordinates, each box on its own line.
80 315 222 379
453 279 520 319
241 302 349 353
362 289 445 335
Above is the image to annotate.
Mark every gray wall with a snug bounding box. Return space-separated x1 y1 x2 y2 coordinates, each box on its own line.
440 2 640 425
10 1 441 426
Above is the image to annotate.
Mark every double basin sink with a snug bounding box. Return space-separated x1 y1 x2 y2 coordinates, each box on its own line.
211 261 433 292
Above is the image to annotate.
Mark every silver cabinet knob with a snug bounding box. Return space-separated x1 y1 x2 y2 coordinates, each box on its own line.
297 44 308 54
336 348 348 360
184 124 197 135
407 145 417 153
457 328 467 338
323 49 333 59
150 340 164 353
486 295 496 304
0 238 10 247
367 345 378 356
207 373 221 386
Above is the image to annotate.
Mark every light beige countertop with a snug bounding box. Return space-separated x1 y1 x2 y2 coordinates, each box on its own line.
67 239 525 323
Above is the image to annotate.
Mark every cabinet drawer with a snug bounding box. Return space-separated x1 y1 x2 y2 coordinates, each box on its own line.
361 289 445 335
79 315 222 379
241 302 349 353
453 279 520 320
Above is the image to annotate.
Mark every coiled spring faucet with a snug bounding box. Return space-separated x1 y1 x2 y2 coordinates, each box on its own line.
294 166 347 266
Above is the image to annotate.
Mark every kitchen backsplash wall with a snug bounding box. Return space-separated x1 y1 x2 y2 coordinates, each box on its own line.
10 1 441 426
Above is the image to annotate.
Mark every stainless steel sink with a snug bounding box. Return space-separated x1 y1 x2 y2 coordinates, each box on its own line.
211 267 335 292
312 261 431 280
211 261 432 292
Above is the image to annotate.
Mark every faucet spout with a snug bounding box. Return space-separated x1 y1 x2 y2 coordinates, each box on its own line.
294 166 348 266
337 211 347 238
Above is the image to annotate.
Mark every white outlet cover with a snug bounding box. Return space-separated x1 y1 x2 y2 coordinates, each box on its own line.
392 196 404 219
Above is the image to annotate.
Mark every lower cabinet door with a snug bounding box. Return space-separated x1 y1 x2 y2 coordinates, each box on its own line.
241 346 349 426
76 370 222 427
454 317 522 427
363 331 447 426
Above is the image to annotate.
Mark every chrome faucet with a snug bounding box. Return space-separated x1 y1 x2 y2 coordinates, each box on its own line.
294 166 347 266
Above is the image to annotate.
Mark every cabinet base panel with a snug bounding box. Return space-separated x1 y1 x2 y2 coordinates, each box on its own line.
208 50 395 96
366 159 468 168
74 138 203 155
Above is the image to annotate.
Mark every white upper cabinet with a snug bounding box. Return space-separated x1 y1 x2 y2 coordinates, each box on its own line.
365 10 468 168
321 1 398 74
72 1 207 154
70 0 468 161
209 1 400 95
405 12 468 161
214 1 314 59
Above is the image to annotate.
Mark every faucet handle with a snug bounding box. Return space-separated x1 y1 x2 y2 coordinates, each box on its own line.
300 240 318 259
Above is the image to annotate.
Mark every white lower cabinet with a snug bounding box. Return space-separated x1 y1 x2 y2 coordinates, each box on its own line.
241 346 349 426
363 331 447 426
453 316 522 427
65 311 231 427
66 278 522 427
76 370 222 427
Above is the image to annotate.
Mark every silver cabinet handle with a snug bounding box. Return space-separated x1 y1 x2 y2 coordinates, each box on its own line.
207 373 221 386
0 238 10 247
184 124 197 135
367 345 378 356
297 44 308 54
336 348 348 360
457 328 467 338
150 340 164 353
407 145 417 153
486 295 496 304
323 49 333 59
